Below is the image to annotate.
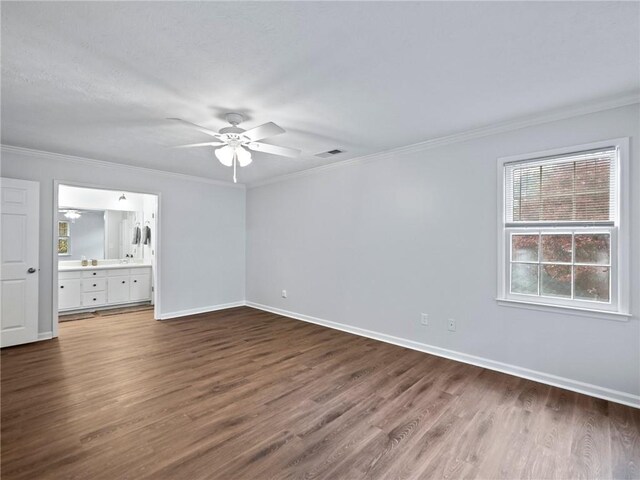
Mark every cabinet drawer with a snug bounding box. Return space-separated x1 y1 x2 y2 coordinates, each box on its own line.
82 291 106 307
59 271 81 280
107 268 130 277
82 278 106 292
81 270 107 279
59 279 82 310
130 267 151 275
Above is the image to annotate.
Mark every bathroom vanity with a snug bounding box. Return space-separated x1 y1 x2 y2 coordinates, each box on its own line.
58 263 152 312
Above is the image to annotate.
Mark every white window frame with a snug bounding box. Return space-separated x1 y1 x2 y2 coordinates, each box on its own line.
496 138 630 321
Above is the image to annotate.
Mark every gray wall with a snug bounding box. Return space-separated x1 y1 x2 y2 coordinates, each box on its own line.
1 150 246 333
246 104 640 401
57 210 105 261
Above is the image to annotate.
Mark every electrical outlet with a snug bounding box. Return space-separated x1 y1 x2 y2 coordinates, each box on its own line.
281 290 287 298
448 319 456 332
420 313 429 326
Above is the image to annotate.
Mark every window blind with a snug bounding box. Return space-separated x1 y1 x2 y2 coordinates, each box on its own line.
505 147 617 225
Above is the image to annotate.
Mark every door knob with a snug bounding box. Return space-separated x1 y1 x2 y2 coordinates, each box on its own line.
27 267 37 274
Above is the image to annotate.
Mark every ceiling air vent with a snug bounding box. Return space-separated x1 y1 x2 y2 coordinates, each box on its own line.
315 149 344 158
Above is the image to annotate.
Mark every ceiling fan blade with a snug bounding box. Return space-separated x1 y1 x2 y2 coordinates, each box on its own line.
248 142 301 158
167 118 222 138
173 141 225 148
242 122 285 141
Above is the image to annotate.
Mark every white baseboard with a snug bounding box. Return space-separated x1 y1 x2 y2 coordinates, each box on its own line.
37 331 53 341
158 301 245 320
246 301 640 409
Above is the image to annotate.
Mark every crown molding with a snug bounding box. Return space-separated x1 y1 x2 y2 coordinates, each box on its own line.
2 91 637 191
0 145 246 190
248 91 640 189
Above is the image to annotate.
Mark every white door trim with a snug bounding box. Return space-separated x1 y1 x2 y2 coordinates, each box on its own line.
52 180 162 337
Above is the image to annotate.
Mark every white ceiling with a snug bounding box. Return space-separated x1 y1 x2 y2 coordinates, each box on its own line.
2 2 638 184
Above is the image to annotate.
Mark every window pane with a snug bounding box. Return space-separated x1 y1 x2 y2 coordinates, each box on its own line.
541 234 572 263
513 166 541 221
574 266 609 302
575 192 610 222
511 264 538 295
575 159 610 195
542 195 573 221
512 234 539 262
541 264 571 298
575 234 610 264
506 149 615 223
541 164 573 221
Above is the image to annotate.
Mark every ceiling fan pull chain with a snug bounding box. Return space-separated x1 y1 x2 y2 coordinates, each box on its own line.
233 151 237 183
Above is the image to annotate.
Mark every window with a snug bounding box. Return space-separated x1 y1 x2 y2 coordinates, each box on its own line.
497 139 629 317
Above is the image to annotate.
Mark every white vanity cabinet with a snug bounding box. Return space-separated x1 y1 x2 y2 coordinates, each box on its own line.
58 266 152 312
107 271 131 304
58 276 82 310
130 272 151 301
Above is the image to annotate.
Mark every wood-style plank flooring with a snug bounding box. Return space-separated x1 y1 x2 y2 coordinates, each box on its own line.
2 307 638 479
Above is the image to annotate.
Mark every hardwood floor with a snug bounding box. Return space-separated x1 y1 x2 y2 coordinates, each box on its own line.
2 307 638 479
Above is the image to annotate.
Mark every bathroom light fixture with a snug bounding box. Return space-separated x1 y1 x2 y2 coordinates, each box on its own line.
119 193 127 202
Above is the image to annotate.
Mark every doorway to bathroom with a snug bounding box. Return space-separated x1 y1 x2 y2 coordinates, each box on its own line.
53 183 160 334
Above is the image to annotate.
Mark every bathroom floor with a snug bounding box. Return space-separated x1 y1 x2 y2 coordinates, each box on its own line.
59 304 153 322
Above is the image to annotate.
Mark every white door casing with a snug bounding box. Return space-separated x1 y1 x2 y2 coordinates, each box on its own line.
1 178 40 347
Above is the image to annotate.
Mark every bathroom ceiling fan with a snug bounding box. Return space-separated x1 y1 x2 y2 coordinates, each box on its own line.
169 113 301 183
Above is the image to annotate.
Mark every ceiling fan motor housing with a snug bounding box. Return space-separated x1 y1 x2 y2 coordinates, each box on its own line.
225 112 244 126
219 126 245 135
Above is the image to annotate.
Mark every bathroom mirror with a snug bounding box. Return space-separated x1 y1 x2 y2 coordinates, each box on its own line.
58 209 143 260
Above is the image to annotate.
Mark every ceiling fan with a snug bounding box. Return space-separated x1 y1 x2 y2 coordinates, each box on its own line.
169 113 301 183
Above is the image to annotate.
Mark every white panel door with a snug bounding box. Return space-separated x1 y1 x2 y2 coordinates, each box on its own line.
1 178 39 348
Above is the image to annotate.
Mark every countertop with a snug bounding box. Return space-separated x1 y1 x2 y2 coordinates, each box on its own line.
58 263 152 272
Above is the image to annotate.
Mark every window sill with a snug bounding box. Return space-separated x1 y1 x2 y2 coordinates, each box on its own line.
496 298 632 322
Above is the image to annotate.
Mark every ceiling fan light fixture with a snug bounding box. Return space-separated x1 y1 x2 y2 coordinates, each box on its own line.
171 114 300 183
235 146 252 167
64 210 81 220
214 145 235 167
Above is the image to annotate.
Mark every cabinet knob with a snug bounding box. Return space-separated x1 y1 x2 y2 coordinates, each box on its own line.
93 284 97 287
93 298 96 301
93 272 97 276
122 281 126 284
134 280 137 283
60 285 64 289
